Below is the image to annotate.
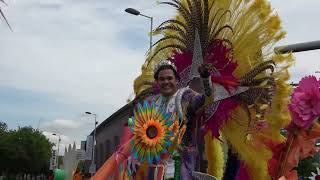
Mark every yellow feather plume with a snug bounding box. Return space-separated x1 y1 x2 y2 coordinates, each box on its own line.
205 132 224 179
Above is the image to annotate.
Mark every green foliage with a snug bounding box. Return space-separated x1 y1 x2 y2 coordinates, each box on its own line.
280 128 287 137
0 122 7 132
58 156 63 168
297 156 319 179
77 160 85 171
0 122 53 174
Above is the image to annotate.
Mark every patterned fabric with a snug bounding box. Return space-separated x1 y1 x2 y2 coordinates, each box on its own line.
129 100 174 165
180 147 198 180
128 87 210 179
128 163 165 180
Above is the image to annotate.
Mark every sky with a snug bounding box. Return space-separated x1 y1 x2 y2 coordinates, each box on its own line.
0 0 320 154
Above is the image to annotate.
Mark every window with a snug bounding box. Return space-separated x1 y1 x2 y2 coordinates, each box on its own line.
105 140 111 159
114 136 120 148
99 143 104 167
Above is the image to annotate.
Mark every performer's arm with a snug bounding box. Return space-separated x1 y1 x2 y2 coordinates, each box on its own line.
187 64 214 113
198 63 214 99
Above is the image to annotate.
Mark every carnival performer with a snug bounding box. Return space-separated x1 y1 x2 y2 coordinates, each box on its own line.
93 60 215 180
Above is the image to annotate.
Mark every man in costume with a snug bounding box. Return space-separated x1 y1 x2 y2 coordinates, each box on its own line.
93 60 216 179
148 61 214 179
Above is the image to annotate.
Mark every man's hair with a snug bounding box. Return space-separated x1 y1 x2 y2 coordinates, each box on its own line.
154 65 180 81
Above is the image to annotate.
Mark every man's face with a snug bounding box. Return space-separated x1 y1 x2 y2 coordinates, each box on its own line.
156 68 179 97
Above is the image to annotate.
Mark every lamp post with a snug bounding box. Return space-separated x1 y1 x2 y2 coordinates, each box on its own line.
86 111 98 175
274 40 320 54
125 8 153 52
52 133 61 168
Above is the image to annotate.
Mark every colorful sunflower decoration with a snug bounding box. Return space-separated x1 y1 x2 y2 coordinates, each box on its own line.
128 100 174 164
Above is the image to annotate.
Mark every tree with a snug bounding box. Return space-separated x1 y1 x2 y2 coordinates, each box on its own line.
0 122 53 175
297 156 319 179
14 127 52 173
0 122 10 174
0 122 7 132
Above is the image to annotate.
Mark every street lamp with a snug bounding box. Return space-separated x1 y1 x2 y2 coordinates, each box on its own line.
85 111 98 175
274 40 320 54
52 133 61 169
125 8 153 52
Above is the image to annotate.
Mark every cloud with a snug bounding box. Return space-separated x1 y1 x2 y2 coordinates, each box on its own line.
42 131 76 155
270 0 320 44
0 0 149 126
42 119 82 130
269 0 320 82
40 116 95 136
41 117 95 155
288 50 320 83
0 0 175 129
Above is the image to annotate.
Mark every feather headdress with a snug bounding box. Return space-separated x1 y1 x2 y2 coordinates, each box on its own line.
133 0 294 179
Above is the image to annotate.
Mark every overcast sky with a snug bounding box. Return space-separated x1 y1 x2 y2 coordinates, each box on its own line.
0 0 319 153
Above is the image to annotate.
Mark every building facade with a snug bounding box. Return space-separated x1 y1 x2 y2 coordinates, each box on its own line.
93 104 132 169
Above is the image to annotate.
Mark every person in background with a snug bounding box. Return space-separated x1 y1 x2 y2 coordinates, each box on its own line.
72 168 82 180
48 170 54 180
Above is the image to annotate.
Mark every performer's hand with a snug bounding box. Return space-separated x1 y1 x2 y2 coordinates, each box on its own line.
198 63 213 78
